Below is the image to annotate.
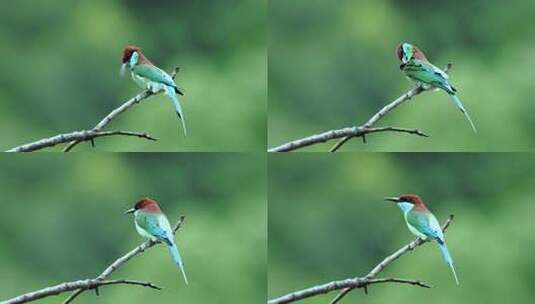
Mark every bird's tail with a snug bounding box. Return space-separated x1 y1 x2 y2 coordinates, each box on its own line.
167 241 189 285
448 93 477 133
164 86 187 136
438 241 459 285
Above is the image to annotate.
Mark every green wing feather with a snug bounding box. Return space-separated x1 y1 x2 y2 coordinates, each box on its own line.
132 64 183 95
401 59 453 93
135 213 169 242
406 211 441 240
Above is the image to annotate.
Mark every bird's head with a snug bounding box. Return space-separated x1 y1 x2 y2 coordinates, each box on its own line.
124 197 162 215
122 45 141 64
385 194 427 212
121 45 143 75
385 194 422 204
396 42 428 63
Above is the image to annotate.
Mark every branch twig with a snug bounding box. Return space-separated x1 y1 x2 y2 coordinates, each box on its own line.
5 67 181 152
268 126 428 152
268 215 454 304
268 277 429 304
3 215 186 304
5 129 157 153
3 279 161 304
268 64 452 152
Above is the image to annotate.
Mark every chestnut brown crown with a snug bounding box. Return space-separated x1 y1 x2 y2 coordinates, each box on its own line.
122 45 142 63
395 43 429 62
398 194 424 205
134 197 161 212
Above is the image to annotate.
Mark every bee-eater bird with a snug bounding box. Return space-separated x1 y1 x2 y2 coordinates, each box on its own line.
396 42 477 133
385 194 459 285
121 45 187 136
125 198 188 285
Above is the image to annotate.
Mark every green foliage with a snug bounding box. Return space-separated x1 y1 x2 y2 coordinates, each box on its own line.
269 153 535 303
269 0 535 151
0 0 266 151
0 154 267 303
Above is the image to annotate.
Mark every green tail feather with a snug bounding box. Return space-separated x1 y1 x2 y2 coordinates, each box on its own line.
167 242 189 285
448 93 477 133
438 242 460 285
165 86 187 137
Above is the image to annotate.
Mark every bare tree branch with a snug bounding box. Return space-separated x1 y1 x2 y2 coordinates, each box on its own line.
269 64 452 152
6 129 157 153
268 277 429 304
3 216 186 304
3 279 161 304
268 126 428 152
5 67 181 152
268 215 454 304
61 131 157 152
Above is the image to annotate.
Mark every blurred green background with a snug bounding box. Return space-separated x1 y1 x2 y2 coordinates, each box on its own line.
269 153 535 303
0 0 266 152
269 0 535 151
0 153 266 303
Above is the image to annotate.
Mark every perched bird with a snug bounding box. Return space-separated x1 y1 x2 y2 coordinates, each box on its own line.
385 194 459 285
125 198 188 285
396 42 477 133
121 46 187 136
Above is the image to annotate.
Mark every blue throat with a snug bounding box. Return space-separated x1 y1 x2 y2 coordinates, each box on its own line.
129 51 139 68
396 202 414 214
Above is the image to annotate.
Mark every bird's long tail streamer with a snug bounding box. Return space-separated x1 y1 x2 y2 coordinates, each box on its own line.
438 242 459 285
448 93 477 133
165 86 187 136
167 241 189 285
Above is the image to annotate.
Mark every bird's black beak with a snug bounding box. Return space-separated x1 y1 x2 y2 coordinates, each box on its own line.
120 63 128 76
124 208 136 215
384 197 400 203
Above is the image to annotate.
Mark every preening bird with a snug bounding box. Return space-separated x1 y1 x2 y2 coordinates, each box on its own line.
121 46 187 136
385 194 459 285
125 198 189 285
396 42 477 133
